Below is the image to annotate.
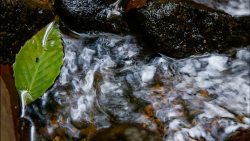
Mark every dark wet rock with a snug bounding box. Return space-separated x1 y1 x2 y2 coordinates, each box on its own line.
127 0 250 58
53 0 129 34
232 16 250 45
90 123 162 141
225 128 250 141
0 0 54 64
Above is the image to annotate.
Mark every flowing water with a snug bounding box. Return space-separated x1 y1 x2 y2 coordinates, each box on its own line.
194 0 250 16
21 1 250 141
22 32 250 141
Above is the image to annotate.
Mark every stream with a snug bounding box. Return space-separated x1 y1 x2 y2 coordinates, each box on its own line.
22 32 250 141
21 1 250 141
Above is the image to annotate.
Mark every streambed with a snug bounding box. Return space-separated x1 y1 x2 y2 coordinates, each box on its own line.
15 0 250 141
22 31 250 141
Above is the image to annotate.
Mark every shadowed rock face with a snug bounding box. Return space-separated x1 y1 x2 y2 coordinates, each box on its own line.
53 0 129 34
0 0 54 64
127 0 250 58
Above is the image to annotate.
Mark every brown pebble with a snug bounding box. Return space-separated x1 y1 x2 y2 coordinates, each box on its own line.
50 115 59 128
144 105 154 117
199 89 209 97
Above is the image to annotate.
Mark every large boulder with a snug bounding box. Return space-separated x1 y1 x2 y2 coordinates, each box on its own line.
0 0 54 64
127 0 250 58
53 0 129 33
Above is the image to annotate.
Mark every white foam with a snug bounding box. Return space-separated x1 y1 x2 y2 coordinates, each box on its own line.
207 56 228 72
141 66 156 83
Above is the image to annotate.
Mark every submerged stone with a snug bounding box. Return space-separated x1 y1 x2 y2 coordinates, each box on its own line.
225 129 250 141
128 0 250 58
0 0 54 64
53 0 129 34
90 123 162 141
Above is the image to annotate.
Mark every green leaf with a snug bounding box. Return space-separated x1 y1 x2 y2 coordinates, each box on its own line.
13 22 64 105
